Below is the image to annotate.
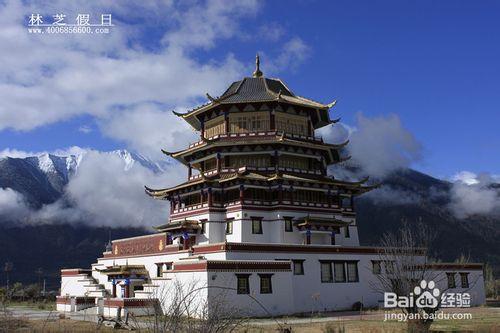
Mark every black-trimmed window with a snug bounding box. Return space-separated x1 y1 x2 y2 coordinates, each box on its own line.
226 220 233 234
447 272 456 288
200 220 206 234
292 260 304 275
320 261 333 283
460 273 469 288
344 226 350 238
236 274 250 294
334 261 346 282
252 218 263 234
372 261 382 274
156 263 162 277
347 261 359 282
259 274 273 294
284 217 293 232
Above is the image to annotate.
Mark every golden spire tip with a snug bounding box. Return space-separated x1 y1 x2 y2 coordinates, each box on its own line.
253 53 263 78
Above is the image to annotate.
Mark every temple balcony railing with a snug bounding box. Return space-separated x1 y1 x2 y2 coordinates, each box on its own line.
188 166 323 181
238 199 338 209
172 199 341 213
174 203 208 213
188 131 323 149
173 202 225 214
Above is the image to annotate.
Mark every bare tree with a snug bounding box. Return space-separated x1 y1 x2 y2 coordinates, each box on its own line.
125 277 293 333
371 223 439 332
3 262 13 295
122 279 250 333
370 222 477 333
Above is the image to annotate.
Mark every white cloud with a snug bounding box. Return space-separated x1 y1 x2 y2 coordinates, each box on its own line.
0 0 252 154
0 148 38 159
161 0 260 50
0 149 184 227
448 171 500 218
449 183 499 219
451 171 479 185
99 103 198 159
362 185 424 206
258 23 285 42
50 151 176 227
261 37 311 74
0 0 314 163
322 113 422 178
0 188 31 219
78 125 92 134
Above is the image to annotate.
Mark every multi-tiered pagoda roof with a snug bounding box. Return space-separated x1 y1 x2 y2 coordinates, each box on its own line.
145 55 374 226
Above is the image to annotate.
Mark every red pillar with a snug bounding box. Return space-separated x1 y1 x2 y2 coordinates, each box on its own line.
112 282 116 298
239 185 245 202
207 188 213 207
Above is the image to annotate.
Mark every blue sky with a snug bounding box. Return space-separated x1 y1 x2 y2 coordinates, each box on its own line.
1 0 499 179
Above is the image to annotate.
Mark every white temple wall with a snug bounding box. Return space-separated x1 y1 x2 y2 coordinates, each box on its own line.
342 224 360 246
207 270 295 317
154 271 209 316
430 269 485 306
221 209 360 246
60 275 88 297
224 251 382 312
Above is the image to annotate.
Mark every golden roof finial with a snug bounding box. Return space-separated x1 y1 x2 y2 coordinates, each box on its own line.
253 53 263 78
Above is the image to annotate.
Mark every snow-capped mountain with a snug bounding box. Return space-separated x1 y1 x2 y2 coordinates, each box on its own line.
0 149 166 208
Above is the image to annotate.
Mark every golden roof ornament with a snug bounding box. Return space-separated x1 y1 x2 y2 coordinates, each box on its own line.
252 53 263 78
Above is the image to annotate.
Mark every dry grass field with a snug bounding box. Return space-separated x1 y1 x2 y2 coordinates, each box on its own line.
2 306 499 332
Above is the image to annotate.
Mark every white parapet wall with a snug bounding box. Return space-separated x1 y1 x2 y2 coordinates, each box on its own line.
101 298 158 317
56 296 96 312
60 269 93 297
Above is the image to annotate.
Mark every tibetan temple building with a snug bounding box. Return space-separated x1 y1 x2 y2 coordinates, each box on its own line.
57 56 485 317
